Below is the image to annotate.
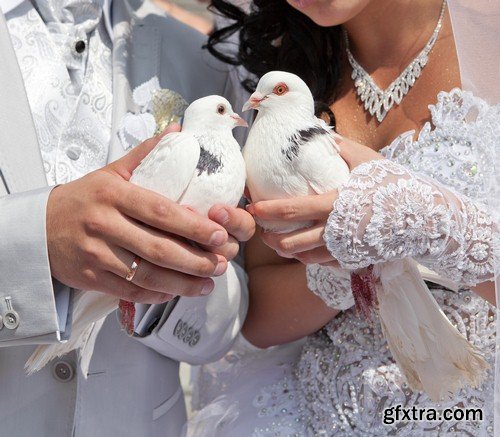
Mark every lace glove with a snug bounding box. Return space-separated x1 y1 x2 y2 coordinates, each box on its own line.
324 159 496 288
306 264 354 310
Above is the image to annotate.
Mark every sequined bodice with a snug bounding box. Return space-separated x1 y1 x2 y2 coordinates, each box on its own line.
297 288 496 436
381 88 496 205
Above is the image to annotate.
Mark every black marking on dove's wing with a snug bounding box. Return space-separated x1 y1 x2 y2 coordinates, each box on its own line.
283 126 330 162
283 142 300 162
196 147 223 176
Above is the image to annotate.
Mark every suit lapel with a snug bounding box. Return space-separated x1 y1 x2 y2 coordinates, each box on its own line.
107 1 161 163
0 11 47 193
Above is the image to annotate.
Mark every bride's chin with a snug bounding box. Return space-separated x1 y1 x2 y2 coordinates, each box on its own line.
286 0 372 27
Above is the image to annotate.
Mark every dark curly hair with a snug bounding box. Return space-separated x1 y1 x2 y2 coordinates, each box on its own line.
205 0 345 123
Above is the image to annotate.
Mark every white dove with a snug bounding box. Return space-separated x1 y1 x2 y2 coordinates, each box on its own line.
26 95 247 375
242 71 487 401
243 74 350 232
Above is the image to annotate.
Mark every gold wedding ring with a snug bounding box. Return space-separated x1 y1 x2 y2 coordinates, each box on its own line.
125 256 141 282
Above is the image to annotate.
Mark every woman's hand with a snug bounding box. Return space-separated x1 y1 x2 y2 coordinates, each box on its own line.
248 193 340 266
333 134 384 169
249 136 383 265
47 125 236 304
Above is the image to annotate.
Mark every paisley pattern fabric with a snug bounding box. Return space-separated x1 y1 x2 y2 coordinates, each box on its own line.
189 89 498 436
5 0 112 185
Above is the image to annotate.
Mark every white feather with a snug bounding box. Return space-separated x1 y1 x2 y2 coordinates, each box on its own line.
376 259 488 401
245 114 348 231
293 122 350 194
26 292 117 376
130 132 200 201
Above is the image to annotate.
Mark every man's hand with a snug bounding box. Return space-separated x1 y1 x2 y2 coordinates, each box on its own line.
47 125 231 304
203 205 256 260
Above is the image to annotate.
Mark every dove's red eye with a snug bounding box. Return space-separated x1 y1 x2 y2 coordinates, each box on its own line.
273 83 288 96
217 104 227 115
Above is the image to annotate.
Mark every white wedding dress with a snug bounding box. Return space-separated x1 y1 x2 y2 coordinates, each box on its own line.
185 89 498 436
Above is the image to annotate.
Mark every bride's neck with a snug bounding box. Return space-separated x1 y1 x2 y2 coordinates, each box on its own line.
343 0 444 71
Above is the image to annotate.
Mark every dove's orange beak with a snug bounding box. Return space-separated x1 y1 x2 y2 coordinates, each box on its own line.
242 92 267 111
230 113 249 127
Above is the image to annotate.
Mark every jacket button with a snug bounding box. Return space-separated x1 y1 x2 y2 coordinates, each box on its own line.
173 320 183 337
3 311 19 329
184 327 194 343
74 40 86 54
189 331 200 347
179 322 188 339
52 361 75 382
3 296 19 329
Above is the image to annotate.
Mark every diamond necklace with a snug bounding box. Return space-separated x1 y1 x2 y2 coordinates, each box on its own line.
344 0 447 123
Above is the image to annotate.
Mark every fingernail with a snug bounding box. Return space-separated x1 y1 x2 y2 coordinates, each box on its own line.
161 122 180 136
201 280 215 295
246 204 255 215
209 230 227 247
213 208 229 225
213 261 227 276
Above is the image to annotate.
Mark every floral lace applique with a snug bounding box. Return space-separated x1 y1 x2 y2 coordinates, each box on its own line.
324 159 495 287
306 265 354 310
324 89 497 287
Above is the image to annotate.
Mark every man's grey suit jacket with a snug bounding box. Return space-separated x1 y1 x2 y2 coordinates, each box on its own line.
0 1 248 436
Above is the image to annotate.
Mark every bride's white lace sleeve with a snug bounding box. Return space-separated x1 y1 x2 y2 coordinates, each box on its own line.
324 159 496 287
306 264 354 310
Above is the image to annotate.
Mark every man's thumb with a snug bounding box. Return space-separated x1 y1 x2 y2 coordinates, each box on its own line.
108 123 181 180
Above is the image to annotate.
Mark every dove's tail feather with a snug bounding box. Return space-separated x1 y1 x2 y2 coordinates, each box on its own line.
25 291 118 376
376 258 489 402
77 316 108 377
